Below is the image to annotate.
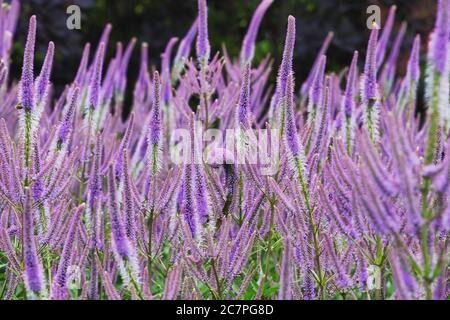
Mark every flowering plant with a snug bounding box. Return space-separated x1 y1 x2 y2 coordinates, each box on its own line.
0 0 448 300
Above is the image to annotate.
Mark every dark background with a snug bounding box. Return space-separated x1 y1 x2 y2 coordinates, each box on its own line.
9 0 437 99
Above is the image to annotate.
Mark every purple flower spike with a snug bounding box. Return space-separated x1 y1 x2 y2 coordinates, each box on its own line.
35 41 55 105
147 71 162 176
114 113 135 179
19 15 36 111
23 188 45 297
277 15 296 99
108 166 130 260
116 38 137 98
308 55 326 114
52 204 84 299
431 0 449 74
278 237 292 300
407 35 421 84
122 149 137 243
344 51 358 118
240 0 274 65
284 73 303 160
376 5 396 67
236 63 251 127
301 31 333 96
196 0 210 64
56 86 79 149
363 26 379 104
74 43 91 85
175 18 198 65
89 42 105 110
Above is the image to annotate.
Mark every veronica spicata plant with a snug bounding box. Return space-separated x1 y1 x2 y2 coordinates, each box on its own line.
0 0 448 300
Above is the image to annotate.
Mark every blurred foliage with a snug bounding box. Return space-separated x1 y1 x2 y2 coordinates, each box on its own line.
9 0 436 96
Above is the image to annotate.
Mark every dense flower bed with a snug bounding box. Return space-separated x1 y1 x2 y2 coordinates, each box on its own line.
0 0 448 300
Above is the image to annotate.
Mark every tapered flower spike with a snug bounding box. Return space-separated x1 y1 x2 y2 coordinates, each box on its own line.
114 112 134 179
343 51 358 154
196 0 210 65
122 149 137 243
271 15 296 129
278 15 296 100
146 71 163 177
19 15 36 112
161 37 178 104
240 0 274 65
381 22 407 92
362 24 380 142
324 235 351 290
23 187 45 298
117 38 137 95
424 0 450 160
56 86 79 150
182 113 202 241
430 0 449 74
35 41 54 105
376 5 396 67
284 73 306 168
107 165 140 288
173 17 198 80
107 165 130 259
307 55 326 118
86 133 103 250
407 35 421 84
363 25 379 103
236 62 251 128
300 31 333 96
51 204 84 299
74 43 90 85
88 42 105 110
96 23 112 58
344 51 359 119
278 237 292 300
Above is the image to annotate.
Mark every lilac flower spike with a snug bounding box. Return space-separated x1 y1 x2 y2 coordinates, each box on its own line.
56 86 79 150
35 41 54 105
272 15 296 128
278 15 296 100
407 35 421 84
301 31 333 97
23 187 45 298
19 15 36 111
147 71 163 177
107 166 140 288
430 0 449 74
196 0 210 65
362 25 380 142
182 113 202 240
376 5 396 67
52 204 84 299
278 237 292 300
284 73 307 186
173 17 198 80
307 55 326 118
240 0 274 65
1 2 449 301
74 43 91 85
343 51 358 154
236 63 251 128
344 51 358 118
88 42 106 110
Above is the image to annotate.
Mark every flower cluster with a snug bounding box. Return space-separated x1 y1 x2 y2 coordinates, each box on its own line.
0 0 448 300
